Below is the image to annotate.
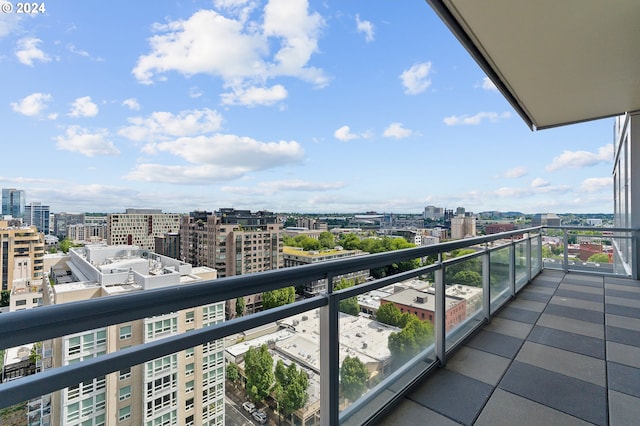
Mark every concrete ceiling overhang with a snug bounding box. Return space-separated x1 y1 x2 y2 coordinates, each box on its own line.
426 0 640 130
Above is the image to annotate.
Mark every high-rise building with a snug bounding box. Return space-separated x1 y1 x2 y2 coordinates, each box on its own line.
24 202 50 234
180 209 283 319
41 245 224 426
423 205 444 221
67 223 108 244
450 216 477 240
107 209 182 250
1 188 26 219
0 220 45 291
53 213 85 239
155 232 180 260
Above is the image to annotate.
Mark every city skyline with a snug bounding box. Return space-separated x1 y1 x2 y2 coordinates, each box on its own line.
1 1 614 214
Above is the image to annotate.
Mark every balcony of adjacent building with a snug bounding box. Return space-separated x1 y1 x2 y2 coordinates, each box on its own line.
0 225 638 426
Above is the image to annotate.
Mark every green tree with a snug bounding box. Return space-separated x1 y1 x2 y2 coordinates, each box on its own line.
283 217 297 228
59 238 72 253
340 356 369 401
318 231 336 249
587 253 609 263
451 270 482 286
244 344 274 403
334 279 360 316
0 290 10 307
263 287 296 310
226 362 239 384
235 297 245 317
375 303 402 326
388 316 434 365
273 361 309 423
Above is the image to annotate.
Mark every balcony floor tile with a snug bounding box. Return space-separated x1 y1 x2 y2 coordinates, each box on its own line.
464 330 523 359
607 341 640 368
543 303 604 324
607 361 640 398
536 313 604 339
609 390 640 426
495 306 540 324
376 398 460 426
527 325 605 359
482 317 532 339
444 346 511 386
475 389 593 426
499 361 607 425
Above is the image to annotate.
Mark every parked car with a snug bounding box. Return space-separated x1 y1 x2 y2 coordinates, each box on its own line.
242 401 255 413
252 410 267 424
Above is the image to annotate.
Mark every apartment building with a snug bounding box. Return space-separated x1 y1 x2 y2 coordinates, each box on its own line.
52 213 85 239
107 209 182 250
180 209 283 319
0 220 45 292
40 245 225 426
24 203 50 235
67 223 108 244
283 246 369 297
450 215 477 240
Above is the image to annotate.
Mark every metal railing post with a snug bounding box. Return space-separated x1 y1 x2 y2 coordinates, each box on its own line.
482 244 491 322
563 229 569 273
633 230 640 280
435 254 446 366
526 236 532 283
509 241 516 297
320 273 339 426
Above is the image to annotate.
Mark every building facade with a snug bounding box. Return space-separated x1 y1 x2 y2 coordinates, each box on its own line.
107 209 182 250
450 216 477 240
283 246 369 297
24 202 50 235
53 213 85 239
40 245 225 426
1 188 25 219
180 209 283 319
67 223 108 244
0 220 45 292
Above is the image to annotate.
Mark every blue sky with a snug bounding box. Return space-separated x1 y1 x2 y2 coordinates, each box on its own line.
0 1 614 214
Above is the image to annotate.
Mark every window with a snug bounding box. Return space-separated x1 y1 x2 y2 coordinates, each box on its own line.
119 385 131 401
185 311 194 323
15 299 26 306
185 380 194 393
119 368 131 381
185 347 194 359
185 397 194 410
119 405 131 421
119 325 132 340
185 363 194 375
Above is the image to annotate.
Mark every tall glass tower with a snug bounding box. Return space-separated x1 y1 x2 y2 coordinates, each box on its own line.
1 188 26 218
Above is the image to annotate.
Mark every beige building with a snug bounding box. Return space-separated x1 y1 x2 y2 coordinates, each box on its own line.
180 209 283 319
450 216 477 240
67 223 108 244
107 210 182 250
39 245 224 426
0 220 45 292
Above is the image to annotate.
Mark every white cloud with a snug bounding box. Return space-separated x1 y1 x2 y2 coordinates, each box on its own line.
334 125 359 141
11 92 52 116
15 37 50 66
503 166 527 179
0 13 22 38
545 144 613 172
356 14 374 42
133 2 327 93
400 62 432 95
580 177 612 193
69 96 99 117
122 98 140 110
443 111 511 126
125 134 304 184
119 108 224 144
222 179 346 195
480 77 497 91
221 84 287 106
54 126 120 157
383 122 413 139
189 87 203 98
530 177 549 188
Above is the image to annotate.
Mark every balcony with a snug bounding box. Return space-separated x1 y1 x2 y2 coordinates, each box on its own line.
0 226 637 425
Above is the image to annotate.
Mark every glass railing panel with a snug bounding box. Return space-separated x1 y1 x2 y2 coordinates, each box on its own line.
541 227 564 271
514 240 528 291
562 230 616 275
490 245 511 314
531 234 541 274
227 308 319 426
339 269 437 425
443 256 484 352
